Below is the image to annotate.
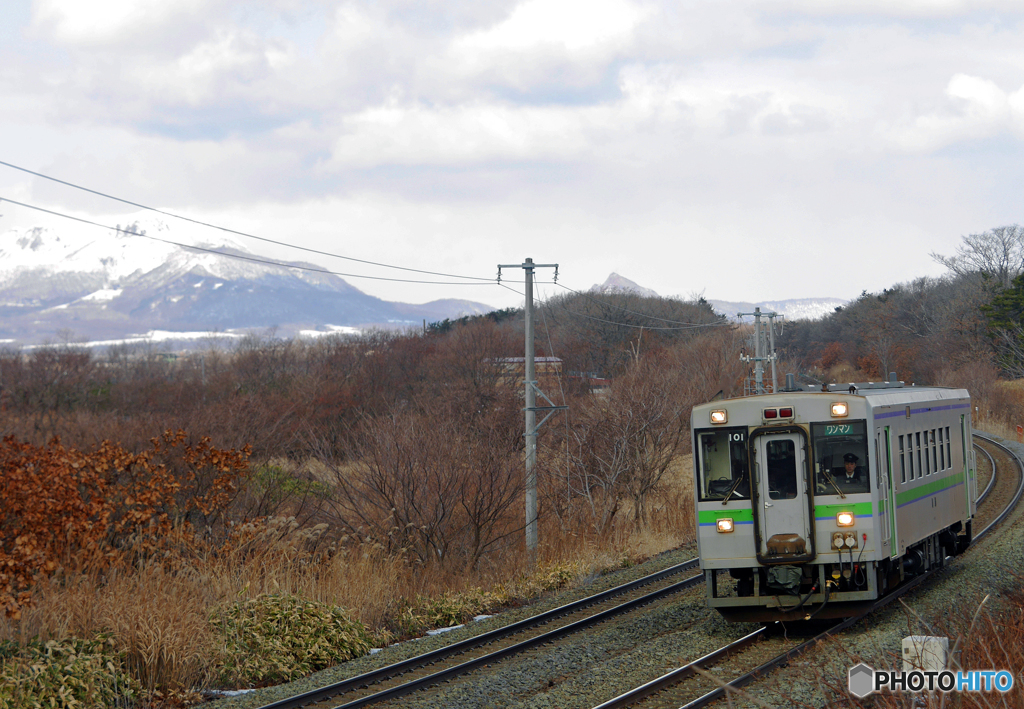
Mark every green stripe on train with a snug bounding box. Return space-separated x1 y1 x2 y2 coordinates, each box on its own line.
894 470 964 507
814 502 873 518
698 509 754 524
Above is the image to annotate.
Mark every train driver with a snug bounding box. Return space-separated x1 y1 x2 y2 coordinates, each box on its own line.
835 453 867 491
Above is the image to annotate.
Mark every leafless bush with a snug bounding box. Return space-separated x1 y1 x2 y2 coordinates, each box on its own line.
318 398 524 570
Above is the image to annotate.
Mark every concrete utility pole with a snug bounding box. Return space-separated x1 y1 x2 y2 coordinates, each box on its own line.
498 257 564 564
738 307 783 395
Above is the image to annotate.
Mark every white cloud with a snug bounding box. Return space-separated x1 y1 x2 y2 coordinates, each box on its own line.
327 101 598 167
885 73 1024 151
457 0 647 53
448 0 650 89
123 31 292 106
31 0 219 46
764 0 1024 18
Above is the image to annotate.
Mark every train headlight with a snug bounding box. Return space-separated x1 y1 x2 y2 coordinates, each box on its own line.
710 410 728 424
716 518 734 533
836 511 855 527
831 402 849 418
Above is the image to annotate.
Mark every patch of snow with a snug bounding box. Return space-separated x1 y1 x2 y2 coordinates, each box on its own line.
205 689 256 697
80 288 122 302
426 624 464 636
169 295 183 303
214 282 224 289
21 330 246 350
709 297 848 322
472 615 493 622
194 280 204 288
298 325 361 338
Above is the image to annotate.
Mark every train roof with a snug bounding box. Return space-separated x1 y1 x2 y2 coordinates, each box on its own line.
693 383 970 409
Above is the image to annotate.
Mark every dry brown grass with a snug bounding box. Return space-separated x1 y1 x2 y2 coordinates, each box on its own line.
0 451 698 702
3 566 218 694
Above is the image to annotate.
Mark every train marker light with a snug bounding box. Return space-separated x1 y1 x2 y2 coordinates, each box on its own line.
763 408 778 419
831 402 849 418
836 511 855 527
716 518 734 533
710 410 728 424
779 407 794 418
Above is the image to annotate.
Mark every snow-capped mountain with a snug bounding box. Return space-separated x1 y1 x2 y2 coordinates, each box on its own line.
590 273 660 298
587 273 845 322
0 216 493 347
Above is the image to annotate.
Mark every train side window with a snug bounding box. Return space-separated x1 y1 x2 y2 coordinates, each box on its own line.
696 428 750 501
899 435 906 483
916 432 923 479
932 429 938 472
945 426 951 466
938 428 945 469
908 433 915 480
924 431 931 475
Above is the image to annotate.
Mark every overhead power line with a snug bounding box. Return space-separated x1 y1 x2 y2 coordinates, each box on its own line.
0 197 496 286
0 159 492 282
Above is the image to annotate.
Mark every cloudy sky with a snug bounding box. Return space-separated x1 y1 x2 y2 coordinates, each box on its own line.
2 0 1023 309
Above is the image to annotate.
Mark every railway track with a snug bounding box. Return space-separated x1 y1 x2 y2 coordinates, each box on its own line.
252 558 702 709
598 433 1024 709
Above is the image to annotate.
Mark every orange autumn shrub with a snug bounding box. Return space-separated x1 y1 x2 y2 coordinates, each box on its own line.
0 431 250 618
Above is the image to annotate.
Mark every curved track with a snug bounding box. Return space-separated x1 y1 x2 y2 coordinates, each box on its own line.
597 433 1024 709
253 559 701 709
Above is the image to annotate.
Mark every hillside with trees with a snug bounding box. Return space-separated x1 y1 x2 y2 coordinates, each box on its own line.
777 225 1024 425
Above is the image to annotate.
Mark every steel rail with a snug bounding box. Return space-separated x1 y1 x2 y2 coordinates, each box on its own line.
972 433 1024 542
254 558 699 709
597 433 1024 709
330 572 704 709
591 627 766 709
974 443 996 505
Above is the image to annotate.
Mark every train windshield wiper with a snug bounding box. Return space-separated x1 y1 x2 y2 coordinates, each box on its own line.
819 466 846 499
721 475 746 505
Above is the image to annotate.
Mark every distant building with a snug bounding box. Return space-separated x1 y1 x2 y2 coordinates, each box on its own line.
567 370 611 396
489 357 562 389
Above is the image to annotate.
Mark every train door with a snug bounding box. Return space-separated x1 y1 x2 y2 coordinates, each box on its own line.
752 431 814 563
961 414 975 519
878 427 898 559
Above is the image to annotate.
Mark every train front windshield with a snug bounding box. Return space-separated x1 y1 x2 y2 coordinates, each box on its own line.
812 421 870 495
696 428 750 501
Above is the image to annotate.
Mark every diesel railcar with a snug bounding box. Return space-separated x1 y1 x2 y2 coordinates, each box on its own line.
691 379 976 622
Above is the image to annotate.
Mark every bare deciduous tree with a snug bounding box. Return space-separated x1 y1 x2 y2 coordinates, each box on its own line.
318 394 525 570
932 225 1024 289
550 331 738 534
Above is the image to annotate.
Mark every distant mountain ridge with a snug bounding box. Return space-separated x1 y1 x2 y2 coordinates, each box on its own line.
707 298 848 322
589 273 845 321
0 217 493 347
